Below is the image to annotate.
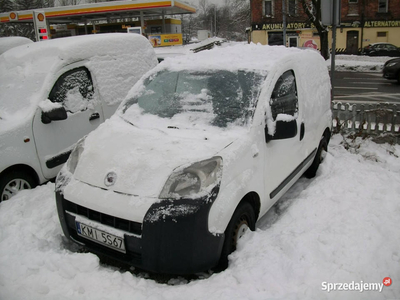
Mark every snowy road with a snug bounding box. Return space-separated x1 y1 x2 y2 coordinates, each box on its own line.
0 134 399 300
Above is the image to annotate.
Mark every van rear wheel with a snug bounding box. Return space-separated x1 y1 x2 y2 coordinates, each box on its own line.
0 171 36 202
217 202 256 271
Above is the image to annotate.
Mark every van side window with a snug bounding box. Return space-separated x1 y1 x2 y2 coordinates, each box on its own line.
49 67 94 114
270 70 298 120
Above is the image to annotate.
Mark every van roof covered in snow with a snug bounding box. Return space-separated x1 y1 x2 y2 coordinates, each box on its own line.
154 43 325 72
0 33 157 122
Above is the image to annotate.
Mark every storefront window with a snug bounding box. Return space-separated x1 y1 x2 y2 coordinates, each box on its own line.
268 32 283 46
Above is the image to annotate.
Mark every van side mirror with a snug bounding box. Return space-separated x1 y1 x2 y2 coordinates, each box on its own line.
265 120 298 143
41 106 68 124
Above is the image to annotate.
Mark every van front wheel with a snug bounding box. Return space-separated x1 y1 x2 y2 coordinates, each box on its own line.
304 137 328 179
217 202 256 271
0 171 36 202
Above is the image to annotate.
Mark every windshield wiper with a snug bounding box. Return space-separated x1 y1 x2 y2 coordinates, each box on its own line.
119 115 138 128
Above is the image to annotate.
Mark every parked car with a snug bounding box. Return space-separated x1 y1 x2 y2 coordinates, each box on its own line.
55 44 332 274
0 36 33 55
383 57 400 83
361 43 400 57
0 33 158 202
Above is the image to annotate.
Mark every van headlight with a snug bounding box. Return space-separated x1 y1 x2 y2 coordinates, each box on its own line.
159 157 222 199
66 137 85 174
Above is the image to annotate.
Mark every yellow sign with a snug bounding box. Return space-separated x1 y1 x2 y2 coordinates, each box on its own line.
148 34 182 47
364 20 400 27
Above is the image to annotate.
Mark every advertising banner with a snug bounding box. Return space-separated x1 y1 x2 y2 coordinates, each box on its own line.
148 34 182 47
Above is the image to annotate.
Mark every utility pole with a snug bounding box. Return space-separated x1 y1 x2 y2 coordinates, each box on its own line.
214 5 217 37
282 0 286 46
330 0 338 102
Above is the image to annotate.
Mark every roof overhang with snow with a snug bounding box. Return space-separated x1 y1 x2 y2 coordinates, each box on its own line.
0 0 196 24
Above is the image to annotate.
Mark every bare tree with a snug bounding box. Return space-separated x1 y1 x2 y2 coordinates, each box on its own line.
300 0 329 59
0 0 14 12
57 0 81 5
86 0 120 3
0 0 53 38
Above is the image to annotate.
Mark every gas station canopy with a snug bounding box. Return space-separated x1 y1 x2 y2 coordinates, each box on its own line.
0 0 196 24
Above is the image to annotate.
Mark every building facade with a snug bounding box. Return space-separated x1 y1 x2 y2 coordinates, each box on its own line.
250 0 400 53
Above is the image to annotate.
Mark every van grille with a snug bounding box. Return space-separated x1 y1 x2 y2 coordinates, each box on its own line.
64 199 142 235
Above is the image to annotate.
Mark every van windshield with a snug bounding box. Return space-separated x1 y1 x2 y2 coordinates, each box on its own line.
122 70 265 128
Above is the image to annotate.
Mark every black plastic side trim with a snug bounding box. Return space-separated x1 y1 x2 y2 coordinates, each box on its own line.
46 150 72 169
270 148 317 199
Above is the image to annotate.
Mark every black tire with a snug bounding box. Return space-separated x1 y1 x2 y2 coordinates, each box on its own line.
304 136 328 179
397 72 400 84
0 171 37 202
217 202 256 271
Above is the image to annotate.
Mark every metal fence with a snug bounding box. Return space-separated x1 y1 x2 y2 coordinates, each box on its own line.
332 101 400 144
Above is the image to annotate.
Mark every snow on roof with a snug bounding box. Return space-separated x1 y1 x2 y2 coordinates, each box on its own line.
155 42 323 73
0 36 33 55
2 33 152 68
0 33 157 128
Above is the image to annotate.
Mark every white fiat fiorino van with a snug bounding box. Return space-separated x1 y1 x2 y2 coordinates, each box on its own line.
0 33 158 201
56 44 332 274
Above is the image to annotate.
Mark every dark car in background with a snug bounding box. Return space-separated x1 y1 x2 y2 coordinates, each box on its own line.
362 43 400 57
383 58 400 83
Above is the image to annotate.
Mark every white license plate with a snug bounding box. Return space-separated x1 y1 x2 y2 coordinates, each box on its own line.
76 221 126 253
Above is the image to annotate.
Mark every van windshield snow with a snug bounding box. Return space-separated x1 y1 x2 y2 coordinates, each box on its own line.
122 70 265 128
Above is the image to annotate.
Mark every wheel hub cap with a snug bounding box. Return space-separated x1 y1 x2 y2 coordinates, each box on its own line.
1 179 31 201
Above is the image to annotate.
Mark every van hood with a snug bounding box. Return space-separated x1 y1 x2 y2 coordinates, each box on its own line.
74 115 245 198
0 110 33 135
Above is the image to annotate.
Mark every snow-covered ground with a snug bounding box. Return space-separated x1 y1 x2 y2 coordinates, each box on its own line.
1 135 399 300
1 43 399 300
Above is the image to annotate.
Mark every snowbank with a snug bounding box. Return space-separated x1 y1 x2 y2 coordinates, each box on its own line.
328 55 389 72
0 135 399 300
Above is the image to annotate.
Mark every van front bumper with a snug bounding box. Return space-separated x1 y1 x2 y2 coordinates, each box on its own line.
56 187 224 275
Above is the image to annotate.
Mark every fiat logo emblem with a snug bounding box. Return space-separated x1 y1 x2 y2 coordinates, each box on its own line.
104 172 117 186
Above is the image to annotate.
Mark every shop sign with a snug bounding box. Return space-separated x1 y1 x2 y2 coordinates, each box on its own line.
303 39 318 49
253 23 313 30
148 34 182 47
364 20 400 28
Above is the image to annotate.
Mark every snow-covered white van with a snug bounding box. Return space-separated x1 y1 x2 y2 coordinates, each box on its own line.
0 33 158 201
56 44 332 274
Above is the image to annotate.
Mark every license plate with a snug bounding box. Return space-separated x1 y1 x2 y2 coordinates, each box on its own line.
75 221 126 253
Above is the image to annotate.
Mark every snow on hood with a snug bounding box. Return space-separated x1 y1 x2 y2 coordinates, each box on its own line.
0 33 157 131
74 115 246 197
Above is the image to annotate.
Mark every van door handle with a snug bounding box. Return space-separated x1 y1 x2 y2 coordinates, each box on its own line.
89 112 100 121
300 122 305 141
